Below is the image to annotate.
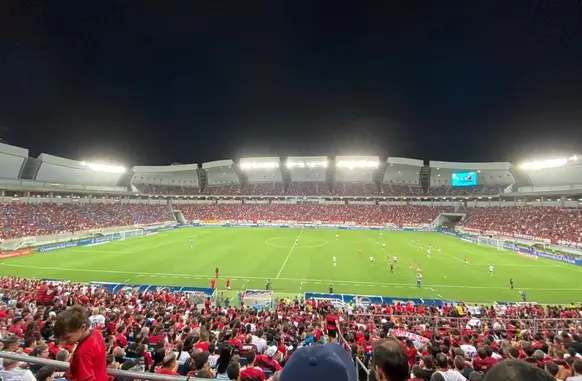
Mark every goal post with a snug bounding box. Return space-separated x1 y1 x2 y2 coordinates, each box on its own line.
477 236 506 251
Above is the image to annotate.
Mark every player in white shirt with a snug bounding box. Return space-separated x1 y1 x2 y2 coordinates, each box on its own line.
426 247 431 258
335 234 339 240
489 265 494 276
393 256 398 263
332 256 337 266
382 243 386 248
369 256 375 263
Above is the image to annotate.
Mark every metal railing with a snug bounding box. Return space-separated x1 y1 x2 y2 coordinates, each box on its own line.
0 351 200 381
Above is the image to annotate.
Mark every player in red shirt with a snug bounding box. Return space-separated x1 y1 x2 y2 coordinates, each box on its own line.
215 267 219 278
226 279 231 290
53 306 108 381
210 278 216 289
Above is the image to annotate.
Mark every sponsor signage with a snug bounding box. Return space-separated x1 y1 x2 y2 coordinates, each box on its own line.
0 248 35 259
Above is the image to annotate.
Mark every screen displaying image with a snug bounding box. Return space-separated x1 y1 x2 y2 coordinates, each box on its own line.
451 171 478 187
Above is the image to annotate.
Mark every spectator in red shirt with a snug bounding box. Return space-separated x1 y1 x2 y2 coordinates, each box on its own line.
405 339 418 367
53 305 108 381
473 348 497 373
240 350 266 381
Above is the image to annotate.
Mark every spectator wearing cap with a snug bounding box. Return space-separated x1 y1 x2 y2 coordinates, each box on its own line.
483 359 555 381
280 343 357 381
257 346 282 373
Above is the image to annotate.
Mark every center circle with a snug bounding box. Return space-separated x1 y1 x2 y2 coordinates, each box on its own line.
265 236 328 249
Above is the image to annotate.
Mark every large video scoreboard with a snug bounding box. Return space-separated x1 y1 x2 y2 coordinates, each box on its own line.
451 171 478 187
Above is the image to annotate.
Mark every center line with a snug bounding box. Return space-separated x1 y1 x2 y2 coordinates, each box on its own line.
276 229 303 279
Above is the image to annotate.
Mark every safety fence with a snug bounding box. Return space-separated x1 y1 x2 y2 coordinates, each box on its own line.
0 351 200 381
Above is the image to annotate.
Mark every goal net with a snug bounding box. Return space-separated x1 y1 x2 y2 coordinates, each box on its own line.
477 236 506 251
120 228 145 240
243 290 274 310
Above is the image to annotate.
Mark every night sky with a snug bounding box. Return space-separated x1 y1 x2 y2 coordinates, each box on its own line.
1 1 581 166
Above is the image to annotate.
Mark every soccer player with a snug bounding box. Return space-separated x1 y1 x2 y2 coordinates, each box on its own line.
369 256 375 264
358 247 362 254
210 278 216 289
387 255 391 263
417 264 422 273
464 257 468 266
426 247 431 258
265 278 271 290
390 262 394 273
329 284 334 293
226 279 231 290
409 262 413 271
215 267 219 278
489 265 494 276
332 256 337 267
335 234 339 240
509 278 514 290
393 256 398 264
190 239 195 247
416 273 423 288
382 243 386 248
520 289 527 302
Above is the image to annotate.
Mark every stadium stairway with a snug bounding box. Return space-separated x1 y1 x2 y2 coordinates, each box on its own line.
197 168 208 191
419 165 431 192
374 162 387 193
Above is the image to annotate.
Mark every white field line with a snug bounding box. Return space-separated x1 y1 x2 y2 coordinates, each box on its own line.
275 229 303 279
1 262 581 292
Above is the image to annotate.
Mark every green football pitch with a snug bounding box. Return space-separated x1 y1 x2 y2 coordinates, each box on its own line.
0 228 581 304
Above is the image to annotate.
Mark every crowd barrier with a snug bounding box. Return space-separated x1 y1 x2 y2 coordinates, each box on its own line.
0 351 196 381
304 292 458 309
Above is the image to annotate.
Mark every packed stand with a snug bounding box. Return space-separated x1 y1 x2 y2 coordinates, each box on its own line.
427 186 505 197
0 203 172 240
458 206 582 245
382 185 425 197
333 182 379 197
202 185 241 195
134 184 200 195
179 203 449 226
0 276 582 381
286 182 329 196
242 183 284 195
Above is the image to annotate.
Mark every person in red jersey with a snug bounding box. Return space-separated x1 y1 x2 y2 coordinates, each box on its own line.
240 350 266 381
472 347 497 373
211 278 216 289
226 278 231 290
215 267 219 278
325 309 338 334
53 305 107 381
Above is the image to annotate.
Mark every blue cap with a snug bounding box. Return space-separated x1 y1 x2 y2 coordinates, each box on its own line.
279 344 357 381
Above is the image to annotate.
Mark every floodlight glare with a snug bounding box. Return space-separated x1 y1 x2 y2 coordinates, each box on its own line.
81 161 126 173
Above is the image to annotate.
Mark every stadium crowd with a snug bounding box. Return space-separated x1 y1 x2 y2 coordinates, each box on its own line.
0 203 171 240
0 276 581 381
131 181 505 198
458 207 582 245
179 204 449 226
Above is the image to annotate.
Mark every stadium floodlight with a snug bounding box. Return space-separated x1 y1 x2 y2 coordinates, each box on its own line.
519 154 579 170
336 160 379 169
239 162 279 170
285 160 328 169
80 161 126 173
